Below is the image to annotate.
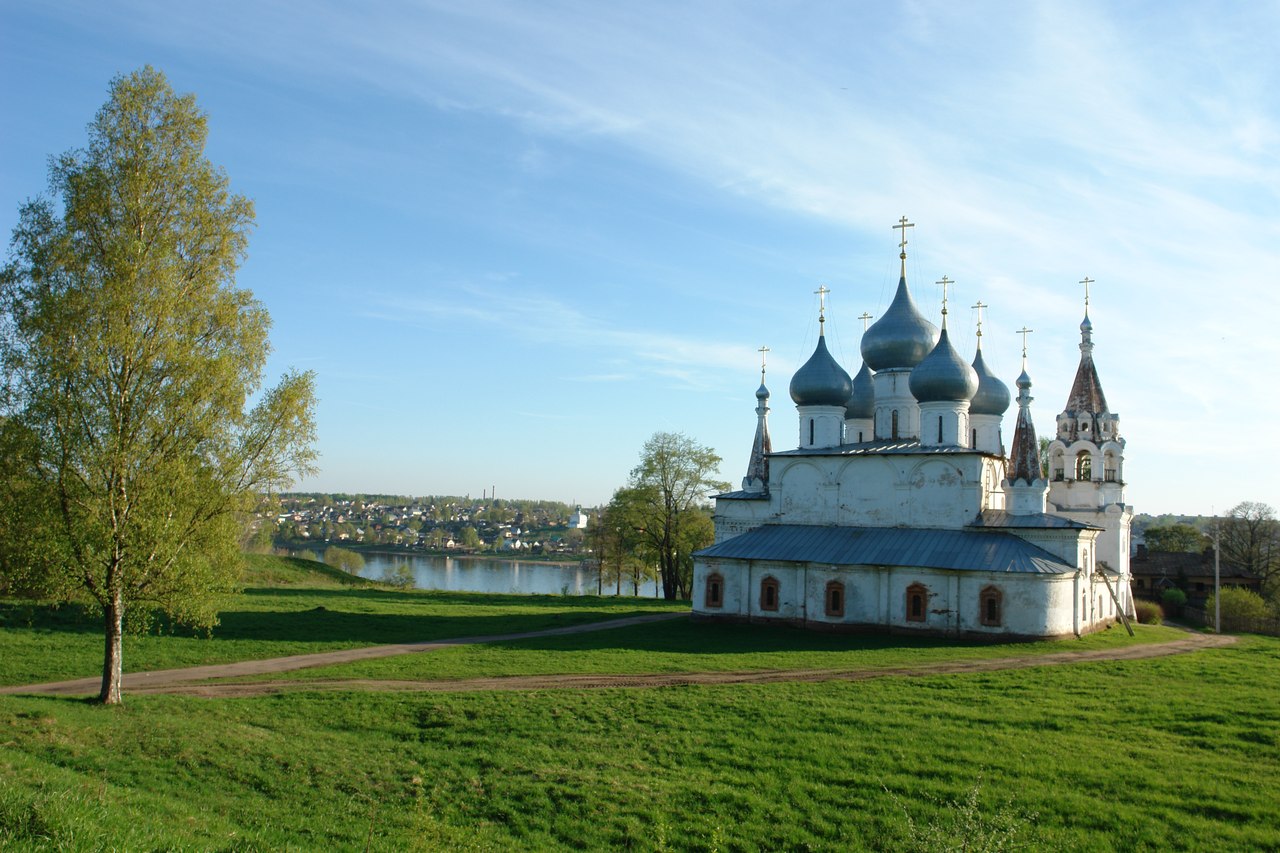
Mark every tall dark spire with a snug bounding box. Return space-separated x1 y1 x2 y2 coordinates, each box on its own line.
743 347 772 493
1008 328 1042 485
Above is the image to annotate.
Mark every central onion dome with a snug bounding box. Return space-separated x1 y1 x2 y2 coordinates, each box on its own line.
909 326 978 402
789 334 853 406
844 360 875 420
860 275 939 371
969 347 1011 415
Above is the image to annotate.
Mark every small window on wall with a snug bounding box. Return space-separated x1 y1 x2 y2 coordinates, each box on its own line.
705 573 724 609
760 577 780 612
825 581 845 618
979 586 1003 627
906 583 927 622
892 410 900 439
937 415 943 443
809 418 815 446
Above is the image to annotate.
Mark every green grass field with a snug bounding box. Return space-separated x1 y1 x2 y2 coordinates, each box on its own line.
2 555 1277 851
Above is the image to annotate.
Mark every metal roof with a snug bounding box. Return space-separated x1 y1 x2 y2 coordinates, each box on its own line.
695 524 1075 574
969 510 1101 530
771 439 986 458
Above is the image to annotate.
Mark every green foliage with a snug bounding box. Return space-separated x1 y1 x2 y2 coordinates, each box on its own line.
0 68 317 701
1135 600 1164 625
1207 587 1272 633
893 775 1040 852
626 432 728 599
1162 588 1187 615
1144 523 1210 553
323 545 365 575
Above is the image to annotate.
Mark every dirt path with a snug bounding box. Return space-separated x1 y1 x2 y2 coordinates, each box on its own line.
2 618 1235 699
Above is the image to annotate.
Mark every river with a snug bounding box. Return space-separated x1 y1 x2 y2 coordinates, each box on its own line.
291 549 661 598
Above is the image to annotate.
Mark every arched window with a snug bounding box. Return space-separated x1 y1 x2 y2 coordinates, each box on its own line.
937 415 944 443
1104 451 1117 482
1052 448 1065 481
971 428 977 449
1075 451 1092 481
809 418 815 446
704 573 724 609
979 586 1003 627
891 410 899 439
760 577 779 612
906 583 927 623
825 581 845 618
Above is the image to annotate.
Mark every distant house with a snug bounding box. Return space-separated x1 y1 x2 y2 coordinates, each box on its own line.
1130 544 1261 604
568 506 589 529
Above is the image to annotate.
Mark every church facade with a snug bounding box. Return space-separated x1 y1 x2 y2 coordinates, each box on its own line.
692 223 1133 639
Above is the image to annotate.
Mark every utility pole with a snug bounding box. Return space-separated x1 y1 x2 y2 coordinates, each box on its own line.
1213 515 1221 633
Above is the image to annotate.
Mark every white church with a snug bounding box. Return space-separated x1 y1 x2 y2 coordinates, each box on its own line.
692 220 1133 639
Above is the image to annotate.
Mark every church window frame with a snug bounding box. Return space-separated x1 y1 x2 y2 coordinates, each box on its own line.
759 577 780 612
825 581 845 618
891 410 899 440
704 573 724 609
809 418 815 446
979 585 1003 627
906 583 928 623
937 415 944 443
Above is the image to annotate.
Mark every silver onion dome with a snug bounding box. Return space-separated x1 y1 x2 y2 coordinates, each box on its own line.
789 335 853 406
844 360 875 420
909 327 978 403
861 275 939 371
969 347 1011 416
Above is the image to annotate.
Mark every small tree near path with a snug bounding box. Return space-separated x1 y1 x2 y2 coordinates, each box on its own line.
0 68 317 704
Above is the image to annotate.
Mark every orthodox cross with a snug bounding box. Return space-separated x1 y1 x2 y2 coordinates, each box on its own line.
893 216 914 254
936 275 953 315
1079 276 1094 309
814 285 830 328
758 345 770 377
972 300 987 338
1017 326 1034 360
858 312 873 332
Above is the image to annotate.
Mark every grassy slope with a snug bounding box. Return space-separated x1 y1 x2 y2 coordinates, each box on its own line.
2 557 1275 850
1 637 1277 851
0 554 686 687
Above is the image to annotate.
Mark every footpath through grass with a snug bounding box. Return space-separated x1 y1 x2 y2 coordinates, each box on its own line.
2 635 1276 850
0 554 686 688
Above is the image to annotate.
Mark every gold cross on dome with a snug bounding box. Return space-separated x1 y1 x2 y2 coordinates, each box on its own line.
936 275 953 314
858 312 873 332
893 216 915 253
814 285 830 325
1079 276 1094 309
1017 326 1034 358
758 345 770 373
972 300 987 337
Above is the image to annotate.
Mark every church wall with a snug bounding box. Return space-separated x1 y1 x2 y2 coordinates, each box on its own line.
712 498 773 544
693 556 1089 638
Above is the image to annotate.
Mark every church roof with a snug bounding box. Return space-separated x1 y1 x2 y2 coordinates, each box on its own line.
969 510 1100 530
695 524 1075 574
1065 355 1109 415
771 439 987 457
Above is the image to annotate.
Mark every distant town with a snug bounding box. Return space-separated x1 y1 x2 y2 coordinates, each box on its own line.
257 493 597 557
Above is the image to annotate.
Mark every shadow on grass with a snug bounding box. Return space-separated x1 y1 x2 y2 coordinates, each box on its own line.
477 618 1024 657
0 594 685 646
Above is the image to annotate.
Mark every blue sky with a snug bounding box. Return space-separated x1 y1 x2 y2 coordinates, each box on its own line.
2 1 1278 516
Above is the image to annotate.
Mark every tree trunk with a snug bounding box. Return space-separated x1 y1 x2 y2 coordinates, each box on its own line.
100 593 124 705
